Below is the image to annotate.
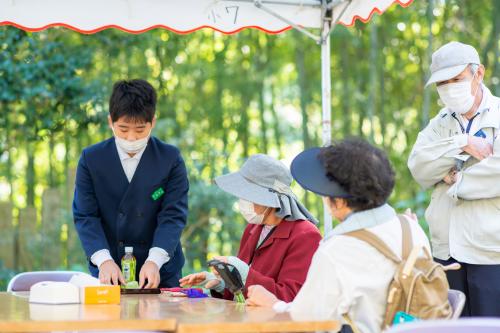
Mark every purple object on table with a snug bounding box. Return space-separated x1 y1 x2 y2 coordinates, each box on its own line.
185 289 208 298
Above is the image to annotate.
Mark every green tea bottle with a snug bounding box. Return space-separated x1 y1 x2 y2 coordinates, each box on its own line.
121 246 136 283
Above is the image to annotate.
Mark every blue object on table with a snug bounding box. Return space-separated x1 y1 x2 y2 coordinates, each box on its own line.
185 288 208 298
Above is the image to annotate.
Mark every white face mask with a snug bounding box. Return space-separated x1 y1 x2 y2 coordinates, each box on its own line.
112 127 151 154
238 199 269 225
437 72 480 114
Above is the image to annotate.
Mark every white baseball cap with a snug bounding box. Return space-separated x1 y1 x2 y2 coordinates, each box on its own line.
425 41 481 87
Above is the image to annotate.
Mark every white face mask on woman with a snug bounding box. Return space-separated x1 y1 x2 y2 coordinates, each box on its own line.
238 199 269 225
112 127 151 153
437 71 480 114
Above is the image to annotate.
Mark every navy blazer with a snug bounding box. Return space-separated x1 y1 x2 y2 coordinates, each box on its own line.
72 136 188 287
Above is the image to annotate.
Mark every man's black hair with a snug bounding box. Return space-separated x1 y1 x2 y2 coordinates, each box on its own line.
109 79 157 123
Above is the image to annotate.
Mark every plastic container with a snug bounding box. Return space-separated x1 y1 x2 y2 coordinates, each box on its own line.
121 246 136 283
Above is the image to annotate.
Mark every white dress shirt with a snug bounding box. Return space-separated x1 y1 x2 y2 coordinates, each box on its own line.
272 205 430 333
90 139 170 269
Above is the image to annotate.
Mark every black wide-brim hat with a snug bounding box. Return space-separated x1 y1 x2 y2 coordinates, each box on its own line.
290 147 351 198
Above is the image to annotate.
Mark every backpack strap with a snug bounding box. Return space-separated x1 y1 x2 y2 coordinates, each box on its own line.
346 229 401 263
342 314 362 333
345 213 415 263
398 214 413 260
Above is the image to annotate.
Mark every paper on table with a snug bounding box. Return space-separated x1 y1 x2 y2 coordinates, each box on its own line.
70 274 121 304
69 273 102 287
70 274 108 304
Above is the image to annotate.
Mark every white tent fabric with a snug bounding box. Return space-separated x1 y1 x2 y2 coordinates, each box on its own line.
0 0 412 34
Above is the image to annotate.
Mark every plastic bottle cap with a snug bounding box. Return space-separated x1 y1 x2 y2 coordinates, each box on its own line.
125 247 133 253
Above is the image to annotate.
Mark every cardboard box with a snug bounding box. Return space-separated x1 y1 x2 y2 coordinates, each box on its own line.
82 285 121 304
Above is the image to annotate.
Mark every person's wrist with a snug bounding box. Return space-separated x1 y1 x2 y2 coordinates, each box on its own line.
99 258 114 269
227 256 249 284
144 259 161 270
91 249 113 268
146 248 170 269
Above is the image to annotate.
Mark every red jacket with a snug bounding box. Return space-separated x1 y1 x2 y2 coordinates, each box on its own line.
217 219 322 302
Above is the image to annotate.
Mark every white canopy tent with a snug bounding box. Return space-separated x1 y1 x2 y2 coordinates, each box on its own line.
0 0 414 234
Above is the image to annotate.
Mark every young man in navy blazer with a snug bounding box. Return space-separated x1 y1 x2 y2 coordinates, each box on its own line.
73 79 188 288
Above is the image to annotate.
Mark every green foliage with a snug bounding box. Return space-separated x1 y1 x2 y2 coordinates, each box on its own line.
0 261 15 291
182 181 241 274
0 0 499 288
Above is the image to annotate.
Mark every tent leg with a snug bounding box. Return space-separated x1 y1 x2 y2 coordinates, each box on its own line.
321 29 333 236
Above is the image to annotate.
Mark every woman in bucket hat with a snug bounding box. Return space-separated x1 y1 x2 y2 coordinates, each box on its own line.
180 154 321 302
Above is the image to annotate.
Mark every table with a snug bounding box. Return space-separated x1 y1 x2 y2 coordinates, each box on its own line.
0 292 176 332
173 297 339 333
0 292 339 332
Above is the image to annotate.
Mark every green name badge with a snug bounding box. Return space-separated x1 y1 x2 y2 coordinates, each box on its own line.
151 187 165 201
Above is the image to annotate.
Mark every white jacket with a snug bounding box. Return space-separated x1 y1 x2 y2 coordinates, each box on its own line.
273 205 430 333
408 85 500 264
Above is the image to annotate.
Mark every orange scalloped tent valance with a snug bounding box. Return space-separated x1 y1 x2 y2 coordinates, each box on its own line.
0 0 413 35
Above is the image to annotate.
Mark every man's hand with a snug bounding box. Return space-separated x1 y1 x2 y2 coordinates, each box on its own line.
179 272 208 288
443 168 458 185
246 285 279 307
463 136 493 160
99 260 126 285
179 271 221 289
139 261 161 289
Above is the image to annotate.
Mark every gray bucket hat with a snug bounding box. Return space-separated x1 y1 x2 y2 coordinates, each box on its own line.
215 154 319 225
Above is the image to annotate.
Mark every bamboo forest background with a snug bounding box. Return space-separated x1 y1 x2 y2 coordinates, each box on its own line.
1 0 499 289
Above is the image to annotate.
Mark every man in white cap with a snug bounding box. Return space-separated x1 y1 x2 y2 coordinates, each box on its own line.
408 41 500 316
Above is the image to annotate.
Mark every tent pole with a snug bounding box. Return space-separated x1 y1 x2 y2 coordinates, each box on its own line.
321 22 332 235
